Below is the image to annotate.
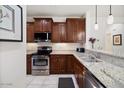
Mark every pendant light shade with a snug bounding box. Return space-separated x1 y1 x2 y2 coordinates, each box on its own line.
107 5 114 24
94 23 99 30
94 5 98 30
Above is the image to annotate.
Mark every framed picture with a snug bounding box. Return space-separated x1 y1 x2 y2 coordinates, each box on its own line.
113 34 122 45
0 5 23 42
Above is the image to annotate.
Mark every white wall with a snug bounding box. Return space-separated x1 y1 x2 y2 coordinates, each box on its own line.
86 10 124 56
86 11 106 50
0 6 26 88
106 24 124 57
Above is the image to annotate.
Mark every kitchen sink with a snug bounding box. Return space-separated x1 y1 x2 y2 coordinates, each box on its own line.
80 57 103 62
78 53 103 63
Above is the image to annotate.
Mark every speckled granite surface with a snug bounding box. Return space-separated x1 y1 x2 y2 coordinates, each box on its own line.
27 50 124 88
74 53 124 88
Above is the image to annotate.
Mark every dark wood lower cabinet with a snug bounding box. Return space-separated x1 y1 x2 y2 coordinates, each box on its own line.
50 55 66 74
27 54 32 74
50 54 85 87
66 55 74 74
50 55 74 74
74 56 85 88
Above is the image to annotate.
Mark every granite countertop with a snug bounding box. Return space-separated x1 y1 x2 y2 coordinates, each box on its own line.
27 50 124 88
74 53 124 88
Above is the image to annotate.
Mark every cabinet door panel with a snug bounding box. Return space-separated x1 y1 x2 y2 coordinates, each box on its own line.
34 18 52 32
58 56 66 74
66 18 86 43
59 23 66 42
50 55 66 74
50 55 60 74
27 55 32 74
76 19 86 43
66 55 74 74
34 20 43 32
74 56 84 88
52 22 66 42
43 20 52 32
52 23 60 42
27 22 34 42
66 19 76 42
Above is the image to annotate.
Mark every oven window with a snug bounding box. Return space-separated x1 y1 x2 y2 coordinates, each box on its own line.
33 59 48 66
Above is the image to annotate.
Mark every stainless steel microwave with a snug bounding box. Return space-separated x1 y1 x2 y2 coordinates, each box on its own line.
34 32 51 42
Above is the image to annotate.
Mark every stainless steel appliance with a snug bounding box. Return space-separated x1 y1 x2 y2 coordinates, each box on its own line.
34 32 51 42
32 46 52 75
84 69 106 88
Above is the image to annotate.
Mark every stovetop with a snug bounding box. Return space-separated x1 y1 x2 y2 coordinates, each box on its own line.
32 46 52 56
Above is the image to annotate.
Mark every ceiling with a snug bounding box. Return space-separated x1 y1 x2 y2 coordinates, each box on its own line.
27 5 124 17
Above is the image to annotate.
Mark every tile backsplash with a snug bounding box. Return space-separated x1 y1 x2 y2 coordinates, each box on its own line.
27 43 38 51
27 43 84 51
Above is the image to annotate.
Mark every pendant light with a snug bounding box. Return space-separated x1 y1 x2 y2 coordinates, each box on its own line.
107 5 114 24
94 5 98 30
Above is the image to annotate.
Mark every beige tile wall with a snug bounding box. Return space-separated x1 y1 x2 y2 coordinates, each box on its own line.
27 43 84 51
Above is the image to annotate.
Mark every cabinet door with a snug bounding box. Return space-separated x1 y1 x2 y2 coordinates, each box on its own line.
66 19 76 42
50 55 59 74
34 18 52 32
78 66 84 88
27 55 32 74
66 55 74 74
74 56 84 88
34 19 43 32
59 23 66 42
27 22 34 42
58 55 66 74
50 55 66 74
52 22 66 42
42 19 52 32
66 18 86 43
76 19 86 43
52 23 61 42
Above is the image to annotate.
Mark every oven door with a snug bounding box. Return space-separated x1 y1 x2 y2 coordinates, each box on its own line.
32 57 49 70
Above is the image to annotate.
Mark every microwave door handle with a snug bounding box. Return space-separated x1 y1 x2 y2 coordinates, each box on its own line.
47 33 48 41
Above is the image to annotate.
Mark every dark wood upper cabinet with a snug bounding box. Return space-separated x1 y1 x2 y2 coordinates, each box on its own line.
42 19 52 32
66 19 76 42
27 18 85 43
27 22 34 42
66 18 86 43
52 23 61 42
52 22 66 42
34 18 53 32
76 19 86 43
34 19 43 32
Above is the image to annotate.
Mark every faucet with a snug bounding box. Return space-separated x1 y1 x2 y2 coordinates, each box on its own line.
89 53 101 60
89 54 97 60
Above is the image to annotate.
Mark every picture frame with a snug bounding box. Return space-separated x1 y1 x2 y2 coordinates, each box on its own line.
0 5 23 42
113 34 122 45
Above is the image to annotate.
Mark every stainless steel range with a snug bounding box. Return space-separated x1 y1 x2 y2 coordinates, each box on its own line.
32 46 52 75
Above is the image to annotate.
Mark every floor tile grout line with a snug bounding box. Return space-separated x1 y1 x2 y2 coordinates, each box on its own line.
26 76 36 87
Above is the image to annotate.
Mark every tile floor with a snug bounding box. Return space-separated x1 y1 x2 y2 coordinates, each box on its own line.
26 74 78 88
